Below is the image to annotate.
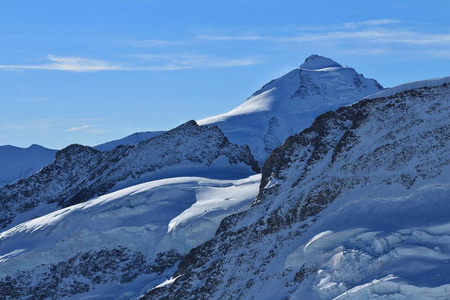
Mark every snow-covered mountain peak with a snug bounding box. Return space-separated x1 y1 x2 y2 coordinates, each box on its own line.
199 55 383 163
299 54 342 70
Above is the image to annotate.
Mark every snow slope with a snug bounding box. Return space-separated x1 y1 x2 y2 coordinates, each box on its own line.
0 144 57 188
147 80 450 299
199 55 383 163
94 131 165 151
365 76 450 100
0 174 261 299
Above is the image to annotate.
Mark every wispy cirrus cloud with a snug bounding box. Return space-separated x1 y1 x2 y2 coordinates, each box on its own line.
274 30 450 45
0 55 125 72
64 125 95 132
0 53 261 73
341 19 402 29
195 19 404 42
64 124 109 134
131 53 262 68
197 29 450 47
193 19 450 58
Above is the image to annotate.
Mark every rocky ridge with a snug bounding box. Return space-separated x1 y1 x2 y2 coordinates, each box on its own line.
0 120 259 230
145 81 450 299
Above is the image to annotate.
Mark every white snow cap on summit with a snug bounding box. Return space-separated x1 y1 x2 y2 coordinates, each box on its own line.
299 54 342 70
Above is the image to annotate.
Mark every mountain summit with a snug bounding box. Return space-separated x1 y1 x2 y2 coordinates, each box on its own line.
199 55 383 163
299 54 342 70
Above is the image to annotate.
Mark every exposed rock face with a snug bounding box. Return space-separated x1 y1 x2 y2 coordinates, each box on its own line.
0 246 183 300
0 120 259 229
199 55 383 164
144 82 450 299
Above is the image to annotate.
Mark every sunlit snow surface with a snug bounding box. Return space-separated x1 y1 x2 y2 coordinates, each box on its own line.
0 174 260 298
365 76 450 100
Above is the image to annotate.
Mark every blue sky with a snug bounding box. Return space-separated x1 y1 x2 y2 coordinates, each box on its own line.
1 0 449 149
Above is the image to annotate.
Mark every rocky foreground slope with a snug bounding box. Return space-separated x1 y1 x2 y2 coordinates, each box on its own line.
146 78 450 299
0 121 259 230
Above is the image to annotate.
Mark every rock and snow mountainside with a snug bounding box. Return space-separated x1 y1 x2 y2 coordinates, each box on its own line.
0 120 259 230
146 80 450 299
0 144 57 188
199 55 383 163
0 131 165 188
0 174 261 299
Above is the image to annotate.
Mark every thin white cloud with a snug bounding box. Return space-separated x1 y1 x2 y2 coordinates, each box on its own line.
132 53 262 68
0 53 261 73
282 30 450 45
0 55 125 72
193 19 450 49
196 19 403 42
198 29 450 48
341 19 401 29
64 125 94 132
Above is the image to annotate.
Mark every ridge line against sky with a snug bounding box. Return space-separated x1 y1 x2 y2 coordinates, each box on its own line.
1 0 449 149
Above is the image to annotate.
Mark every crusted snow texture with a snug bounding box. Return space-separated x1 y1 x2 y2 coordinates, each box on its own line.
0 175 260 299
144 82 450 299
199 55 383 164
0 120 259 229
